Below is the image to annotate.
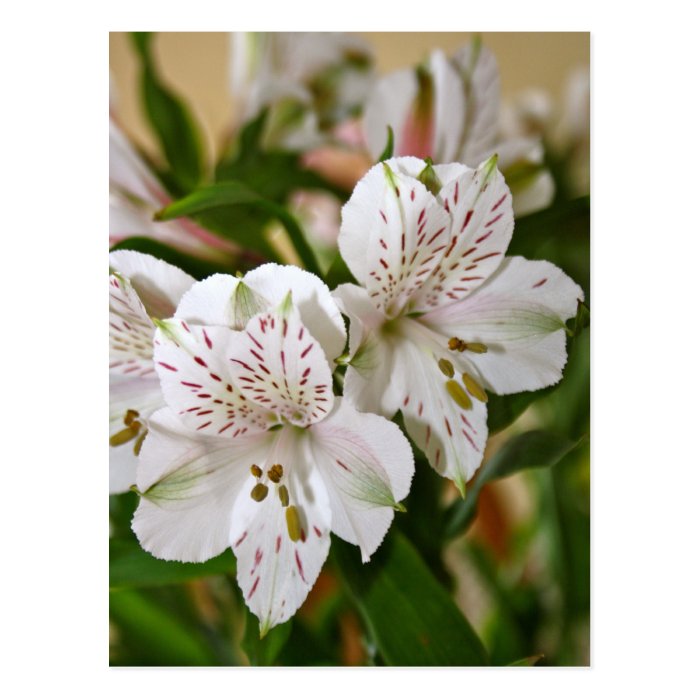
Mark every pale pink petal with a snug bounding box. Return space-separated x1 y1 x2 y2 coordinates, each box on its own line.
309 398 414 561
228 300 333 427
153 320 274 437
421 256 584 394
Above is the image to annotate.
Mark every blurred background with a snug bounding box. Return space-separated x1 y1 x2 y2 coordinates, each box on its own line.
109 32 590 667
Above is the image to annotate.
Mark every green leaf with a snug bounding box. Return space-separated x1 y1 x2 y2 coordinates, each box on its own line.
486 385 556 434
156 182 321 276
241 608 292 665
566 299 590 338
109 236 239 280
508 653 545 666
110 537 236 590
443 431 584 539
377 125 394 162
130 32 204 193
333 530 488 666
324 251 355 289
110 588 217 665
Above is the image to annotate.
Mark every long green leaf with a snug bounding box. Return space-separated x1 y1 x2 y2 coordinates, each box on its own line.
130 32 204 193
156 181 321 276
443 431 584 539
333 531 488 666
110 537 236 590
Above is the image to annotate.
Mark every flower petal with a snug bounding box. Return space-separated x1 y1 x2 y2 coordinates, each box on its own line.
228 299 334 427
421 256 584 394
132 408 274 563
339 159 451 317
231 428 332 633
391 331 488 494
309 398 414 562
409 157 514 311
153 320 274 437
109 375 163 494
332 283 404 417
109 250 195 320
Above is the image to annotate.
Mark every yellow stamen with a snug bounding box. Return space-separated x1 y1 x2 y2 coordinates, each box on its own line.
124 409 139 426
110 422 141 447
445 379 472 410
447 337 488 353
133 429 148 456
250 464 263 478
438 358 455 378
268 464 283 483
278 485 290 508
448 337 462 351
464 342 488 354
286 505 301 542
462 372 488 402
251 483 269 502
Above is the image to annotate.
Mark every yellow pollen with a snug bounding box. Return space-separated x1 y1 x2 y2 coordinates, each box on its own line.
445 379 472 409
250 464 263 478
278 484 290 507
268 464 283 483
447 337 488 353
286 505 301 542
124 409 139 426
438 358 455 378
447 337 462 351
462 372 488 402
109 422 141 447
251 483 269 502
133 429 148 456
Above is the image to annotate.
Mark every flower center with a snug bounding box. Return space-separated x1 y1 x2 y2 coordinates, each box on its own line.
109 409 148 455
248 462 303 542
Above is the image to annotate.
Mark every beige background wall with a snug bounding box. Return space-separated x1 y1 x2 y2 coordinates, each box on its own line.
110 32 589 161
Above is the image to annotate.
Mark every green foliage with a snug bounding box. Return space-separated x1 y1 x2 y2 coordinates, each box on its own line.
333 531 488 666
130 33 204 194
377 125 394 162
443 430 584 539
241 608 292 666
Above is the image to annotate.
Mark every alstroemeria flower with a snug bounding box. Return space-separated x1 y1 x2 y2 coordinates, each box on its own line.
334 157 583 494
132 264 414 633
109 251 195 494
109 118 238 264
362 40 554 216
230 32 374 151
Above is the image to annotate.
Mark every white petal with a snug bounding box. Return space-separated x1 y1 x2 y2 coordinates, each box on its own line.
132 408 274 563
421 256 584 394
410 157 514 310
309 398 414 562
231 428 332 633
339 159 451 317
109 271 156 378
153 320 274 437
228 300 334 427
452 41 501 164
362 68 416 160
109 250 195 320
109 375 163 494
332 284 403 417
391 329 488 494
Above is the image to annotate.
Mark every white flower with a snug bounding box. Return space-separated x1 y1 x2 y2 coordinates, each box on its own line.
109 118 238 263
334 157 583 495
109 251 195 494
362 39 554 216
230 32 374 150
131 264 414 633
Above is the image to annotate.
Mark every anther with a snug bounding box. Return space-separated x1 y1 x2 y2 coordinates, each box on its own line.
464 342 488 354
268 464 283 483
109 422 141 447
448 337 488 354
133 429 148 456
124 409 139 426
250 483 269 502
445 380 472 410
286 505 301 542
278 484 290 507
462 372 488 402
438 358 455 378
448 337 462 351
250 464 263 479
